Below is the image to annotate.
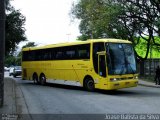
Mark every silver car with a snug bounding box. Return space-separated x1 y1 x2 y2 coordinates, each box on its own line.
10 66 22 77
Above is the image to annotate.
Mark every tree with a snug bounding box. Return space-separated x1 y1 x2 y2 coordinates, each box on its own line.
5 55 16 67
116 0 160 60
71 0 160 60
71 0 125 39
5 0 27 55
22 42 37 48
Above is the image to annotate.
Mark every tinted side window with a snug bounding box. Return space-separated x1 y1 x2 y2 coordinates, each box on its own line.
35 50 43 61
77 44 90 59
65 46 76 59
22 44 90 61
53 44 90 60
55 51 63 60
22 51 35 61
22 51 28 61
44 49 51 60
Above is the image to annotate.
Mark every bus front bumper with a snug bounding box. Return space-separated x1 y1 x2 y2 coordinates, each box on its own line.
108 80 138 90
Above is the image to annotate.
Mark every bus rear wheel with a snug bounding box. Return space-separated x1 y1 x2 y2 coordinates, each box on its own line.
84 77 95 91
40 74 46 85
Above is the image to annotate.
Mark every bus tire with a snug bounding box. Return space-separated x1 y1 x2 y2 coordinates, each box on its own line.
33 73 39 84
40 74 46 85
84 77 95 91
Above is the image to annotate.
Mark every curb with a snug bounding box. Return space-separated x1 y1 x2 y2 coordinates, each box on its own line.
138 83 160 88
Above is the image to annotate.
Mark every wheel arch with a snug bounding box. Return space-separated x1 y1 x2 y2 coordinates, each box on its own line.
83 75 93 86
32 72 38 79
39 72 46 79
39 72 47 85
32 72 39 84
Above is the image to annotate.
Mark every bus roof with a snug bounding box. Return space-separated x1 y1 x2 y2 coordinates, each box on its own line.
22 39 132 51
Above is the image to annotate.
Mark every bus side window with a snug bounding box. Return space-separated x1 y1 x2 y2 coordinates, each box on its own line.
35 50 43 61
51 48 55 60
27 51 35 61
22 51 28 61
66 49 76 59
77 44 90 59
56 51 63 59
44 50 48 60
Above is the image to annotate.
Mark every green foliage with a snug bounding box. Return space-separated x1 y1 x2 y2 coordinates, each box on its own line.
5 55 20 67
22 42 37 48
71 0 121 40
5 0 27 55
135 37 160 58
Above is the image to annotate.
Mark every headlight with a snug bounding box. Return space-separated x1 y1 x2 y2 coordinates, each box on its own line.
110 78 117 81
134 76 138 79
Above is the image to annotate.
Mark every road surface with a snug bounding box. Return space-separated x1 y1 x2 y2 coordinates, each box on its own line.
4 72 160 115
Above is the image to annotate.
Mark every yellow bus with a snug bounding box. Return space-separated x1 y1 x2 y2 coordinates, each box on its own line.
22 39 138 91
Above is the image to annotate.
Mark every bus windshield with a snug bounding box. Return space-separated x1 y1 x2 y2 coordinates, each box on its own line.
106 43 137 75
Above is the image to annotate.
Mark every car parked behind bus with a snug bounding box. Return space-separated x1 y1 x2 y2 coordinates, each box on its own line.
9 66 22 78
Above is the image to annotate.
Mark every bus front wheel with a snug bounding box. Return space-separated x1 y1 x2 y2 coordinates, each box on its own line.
84 77 95 91
40 74 46 85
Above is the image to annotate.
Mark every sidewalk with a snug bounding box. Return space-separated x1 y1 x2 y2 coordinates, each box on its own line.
0 77 30 120
138 79 160 88
0 77 17 114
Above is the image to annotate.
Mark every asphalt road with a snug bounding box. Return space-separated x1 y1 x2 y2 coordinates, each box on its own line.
5 72 160 115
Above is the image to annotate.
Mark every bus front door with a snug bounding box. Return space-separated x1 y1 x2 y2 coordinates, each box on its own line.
98 55 106 77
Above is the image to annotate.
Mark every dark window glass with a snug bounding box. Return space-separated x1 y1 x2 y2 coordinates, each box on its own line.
99 55 106 77
22 51 27 61
93 42 105 74
22 51 35 61
35 50 43 61
66 48 76 59
22 44 90 61
77 44 90 59
56 51 63 59
106 43 137 75
43 49 51 60
51 48 55 60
